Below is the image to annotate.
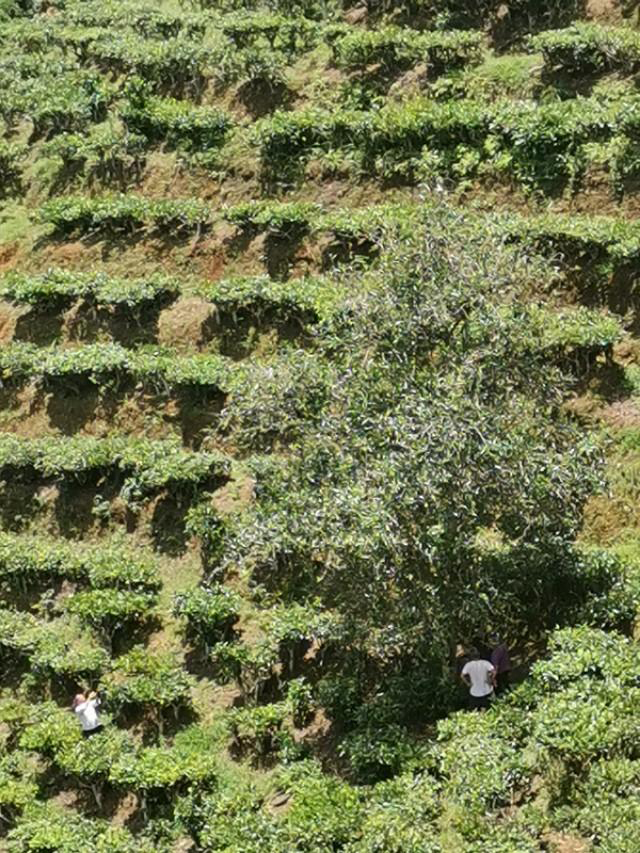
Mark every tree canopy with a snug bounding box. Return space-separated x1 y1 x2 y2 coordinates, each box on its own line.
222 204 617 714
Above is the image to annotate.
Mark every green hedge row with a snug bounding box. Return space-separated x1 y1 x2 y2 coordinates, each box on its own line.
530 22 640 75
0 608 109 678
1 69 116 138
0 268 337 324
122 91 233 152
255 93 640 189
0 433 229 502
37 194 214 234
0 342 235 395
80 34 211 92
43 126 147 185
64 0 209 38
331 26 483 72
0 269 180 310
528 304 621 367
0 532 160 591
221 11 317 55
35 194 640 278
36 194 403 238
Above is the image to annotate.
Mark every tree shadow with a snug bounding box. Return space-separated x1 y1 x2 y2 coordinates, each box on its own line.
0 379 27 412
47 160 85 196
222 224 258 258
201 307 313 360
148 471 232 555
0 476 42 530
1 576 66 613
13 308 65 345
609 265 640 330
111 699 199 745
45 382 102 435
235 78 294 119
321 236 378 271
150 492 197 556
54 471 122 538
173 386 226 449
0 653 31 696
183 626 241 679
111 614 163 657
538 67 603 98
263 232 307 279
489 0 588 51
574 359 634 405
66 301 170 347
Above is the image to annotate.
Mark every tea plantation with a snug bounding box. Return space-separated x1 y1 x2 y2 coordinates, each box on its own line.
1 0 640 850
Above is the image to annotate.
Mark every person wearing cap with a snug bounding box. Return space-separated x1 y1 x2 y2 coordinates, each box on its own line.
490 634 512 696
460 647 496 711
72 691 104 737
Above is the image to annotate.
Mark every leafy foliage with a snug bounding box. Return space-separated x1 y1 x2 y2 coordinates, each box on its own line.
37 194 214 235
0 532 160 593
0 609 109 679
7 802 147 852
64 589 157 648
43 126 147 186
0 434 229 505
123 86 233 152
100 647 194 719
0 268 180 311
1 68 116 138
255 92 640 190
0 342 236 399
173 585 241 654
220 204 608 715
530 23 640 75
332 27 483 72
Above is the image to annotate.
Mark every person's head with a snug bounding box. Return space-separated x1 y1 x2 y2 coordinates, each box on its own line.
72 693 85 709
489 634 500 646
468 646 480 660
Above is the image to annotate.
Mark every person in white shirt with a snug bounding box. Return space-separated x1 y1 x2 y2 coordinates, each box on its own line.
72 691 104 737
461 647 496 711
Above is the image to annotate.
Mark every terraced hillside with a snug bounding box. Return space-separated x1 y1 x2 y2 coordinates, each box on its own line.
2 0 640 850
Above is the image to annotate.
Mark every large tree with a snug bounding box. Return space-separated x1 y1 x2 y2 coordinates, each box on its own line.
221 203 612 717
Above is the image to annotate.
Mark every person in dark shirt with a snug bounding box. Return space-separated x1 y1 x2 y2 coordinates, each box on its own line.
472 635 492 662
490 634 512 696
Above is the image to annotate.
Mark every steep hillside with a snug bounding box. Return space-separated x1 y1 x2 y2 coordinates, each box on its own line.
1 0 640 851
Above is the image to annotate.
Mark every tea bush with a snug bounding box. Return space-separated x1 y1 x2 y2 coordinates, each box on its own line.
332 27 483 73
64 589 157 649
7 802 147 852
0 609 109 682
530 23 640 75
0 434 229 504
43 126 147 186
100 647 194 730
123 89 233 152
0 532 160 593
173 585 241 654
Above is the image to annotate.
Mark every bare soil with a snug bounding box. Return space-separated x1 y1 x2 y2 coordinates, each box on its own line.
586 0 622 20
157 297 217 351
544 831 592 853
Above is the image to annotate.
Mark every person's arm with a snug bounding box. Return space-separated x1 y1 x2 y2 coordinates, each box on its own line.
460 664 471 688
488 664 497 688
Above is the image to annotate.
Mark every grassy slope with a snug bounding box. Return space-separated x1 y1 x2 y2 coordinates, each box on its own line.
1 0 640 850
